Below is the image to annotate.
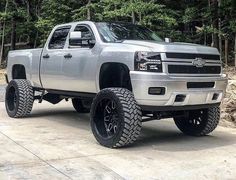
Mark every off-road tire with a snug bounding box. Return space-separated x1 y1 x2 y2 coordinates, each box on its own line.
174 106 220 136
72 98 90 113
5 79 34 118
90 88 142 148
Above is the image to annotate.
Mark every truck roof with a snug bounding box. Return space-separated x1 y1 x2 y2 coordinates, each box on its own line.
55 21 95 28
54 21 134 29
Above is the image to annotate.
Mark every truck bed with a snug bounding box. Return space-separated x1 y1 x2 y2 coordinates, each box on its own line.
7 48 43 88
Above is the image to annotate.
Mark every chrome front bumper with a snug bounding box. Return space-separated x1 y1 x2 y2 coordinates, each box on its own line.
130 71 228 108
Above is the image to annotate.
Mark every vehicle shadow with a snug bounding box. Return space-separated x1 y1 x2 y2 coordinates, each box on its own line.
133 124 236 152
29 107 91 131
28 104 236 152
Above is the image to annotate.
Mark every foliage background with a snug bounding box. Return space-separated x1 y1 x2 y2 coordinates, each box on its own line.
0 0 236 66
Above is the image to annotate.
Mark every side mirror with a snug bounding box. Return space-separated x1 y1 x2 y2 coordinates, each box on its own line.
69 31 95 48
69 31 82 46
70 31 82 39
165 38 172 43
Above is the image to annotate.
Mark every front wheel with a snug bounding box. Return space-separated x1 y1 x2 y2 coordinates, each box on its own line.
174 106 220 136
90 88 142 148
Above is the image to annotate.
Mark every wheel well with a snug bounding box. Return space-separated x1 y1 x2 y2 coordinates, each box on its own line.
12 65 26 79
99 63 132 91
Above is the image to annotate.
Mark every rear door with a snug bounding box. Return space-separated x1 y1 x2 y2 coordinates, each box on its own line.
40 26 71 90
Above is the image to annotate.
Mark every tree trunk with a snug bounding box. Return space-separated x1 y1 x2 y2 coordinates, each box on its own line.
203 22 207 45
208 0 214 47
209 0 219 49
139 12 142 23
10 18 16 50
87 0 91 20
234 33 236 67
131 0 135 24
34 31 38 48
114 4 118 21
0 0 8 65
204 32 207 45
26 0 38 48
132 11 136 24
0 23 3 63
218 0 222 56
225 38 229 66
213 0 219 49
218 32 222 55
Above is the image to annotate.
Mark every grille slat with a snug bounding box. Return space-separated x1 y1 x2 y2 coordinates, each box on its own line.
166 53 220 60
168 65 221 74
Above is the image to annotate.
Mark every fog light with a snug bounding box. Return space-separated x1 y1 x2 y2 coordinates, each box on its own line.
212 93 219 100
148 87 165 95
175 94 186 102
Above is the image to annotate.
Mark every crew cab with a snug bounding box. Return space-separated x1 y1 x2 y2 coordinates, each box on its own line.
5 21 228 148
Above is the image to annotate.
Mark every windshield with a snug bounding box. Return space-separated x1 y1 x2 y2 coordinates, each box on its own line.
96 22 163 43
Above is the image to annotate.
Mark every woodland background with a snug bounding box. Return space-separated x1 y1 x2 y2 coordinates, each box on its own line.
0 0 236 66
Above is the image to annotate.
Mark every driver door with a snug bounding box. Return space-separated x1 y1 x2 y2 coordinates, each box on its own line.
61 24 98 93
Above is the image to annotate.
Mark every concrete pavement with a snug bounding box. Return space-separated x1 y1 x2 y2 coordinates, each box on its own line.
0 100 236 179
0 85 5 102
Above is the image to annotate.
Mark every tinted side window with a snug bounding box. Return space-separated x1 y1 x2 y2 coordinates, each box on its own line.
49 27 71 49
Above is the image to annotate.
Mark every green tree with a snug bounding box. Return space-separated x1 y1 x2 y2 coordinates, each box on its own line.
1 0 236 66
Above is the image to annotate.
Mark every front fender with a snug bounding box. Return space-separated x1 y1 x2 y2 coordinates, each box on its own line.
95 47 134 92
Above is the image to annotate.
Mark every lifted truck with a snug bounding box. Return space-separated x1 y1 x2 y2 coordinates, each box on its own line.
5 21 227 148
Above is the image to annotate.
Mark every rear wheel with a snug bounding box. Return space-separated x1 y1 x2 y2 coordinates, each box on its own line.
5 79 34 118
72 98 90 113
174 106 220 136
90 88 142 148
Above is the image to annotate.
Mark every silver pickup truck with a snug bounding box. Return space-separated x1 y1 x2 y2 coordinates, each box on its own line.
5 21 227 148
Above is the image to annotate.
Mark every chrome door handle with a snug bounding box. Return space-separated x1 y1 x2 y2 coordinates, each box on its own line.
64 53 72 59
43 54 50 59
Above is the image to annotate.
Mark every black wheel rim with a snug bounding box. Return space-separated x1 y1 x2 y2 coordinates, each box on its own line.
187 109 207 127
6 86 18 111
94 98 120 139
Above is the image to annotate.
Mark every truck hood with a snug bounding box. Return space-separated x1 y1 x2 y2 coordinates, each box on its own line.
122 40 219 55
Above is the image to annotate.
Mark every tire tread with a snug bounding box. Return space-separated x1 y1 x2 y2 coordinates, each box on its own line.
6 79 34 118
91 88 142 148
174 106 220 136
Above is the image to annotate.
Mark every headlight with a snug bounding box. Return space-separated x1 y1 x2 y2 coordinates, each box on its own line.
134 51 162 72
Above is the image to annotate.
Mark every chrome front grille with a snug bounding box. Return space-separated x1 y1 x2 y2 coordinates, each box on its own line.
162 52 222 75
